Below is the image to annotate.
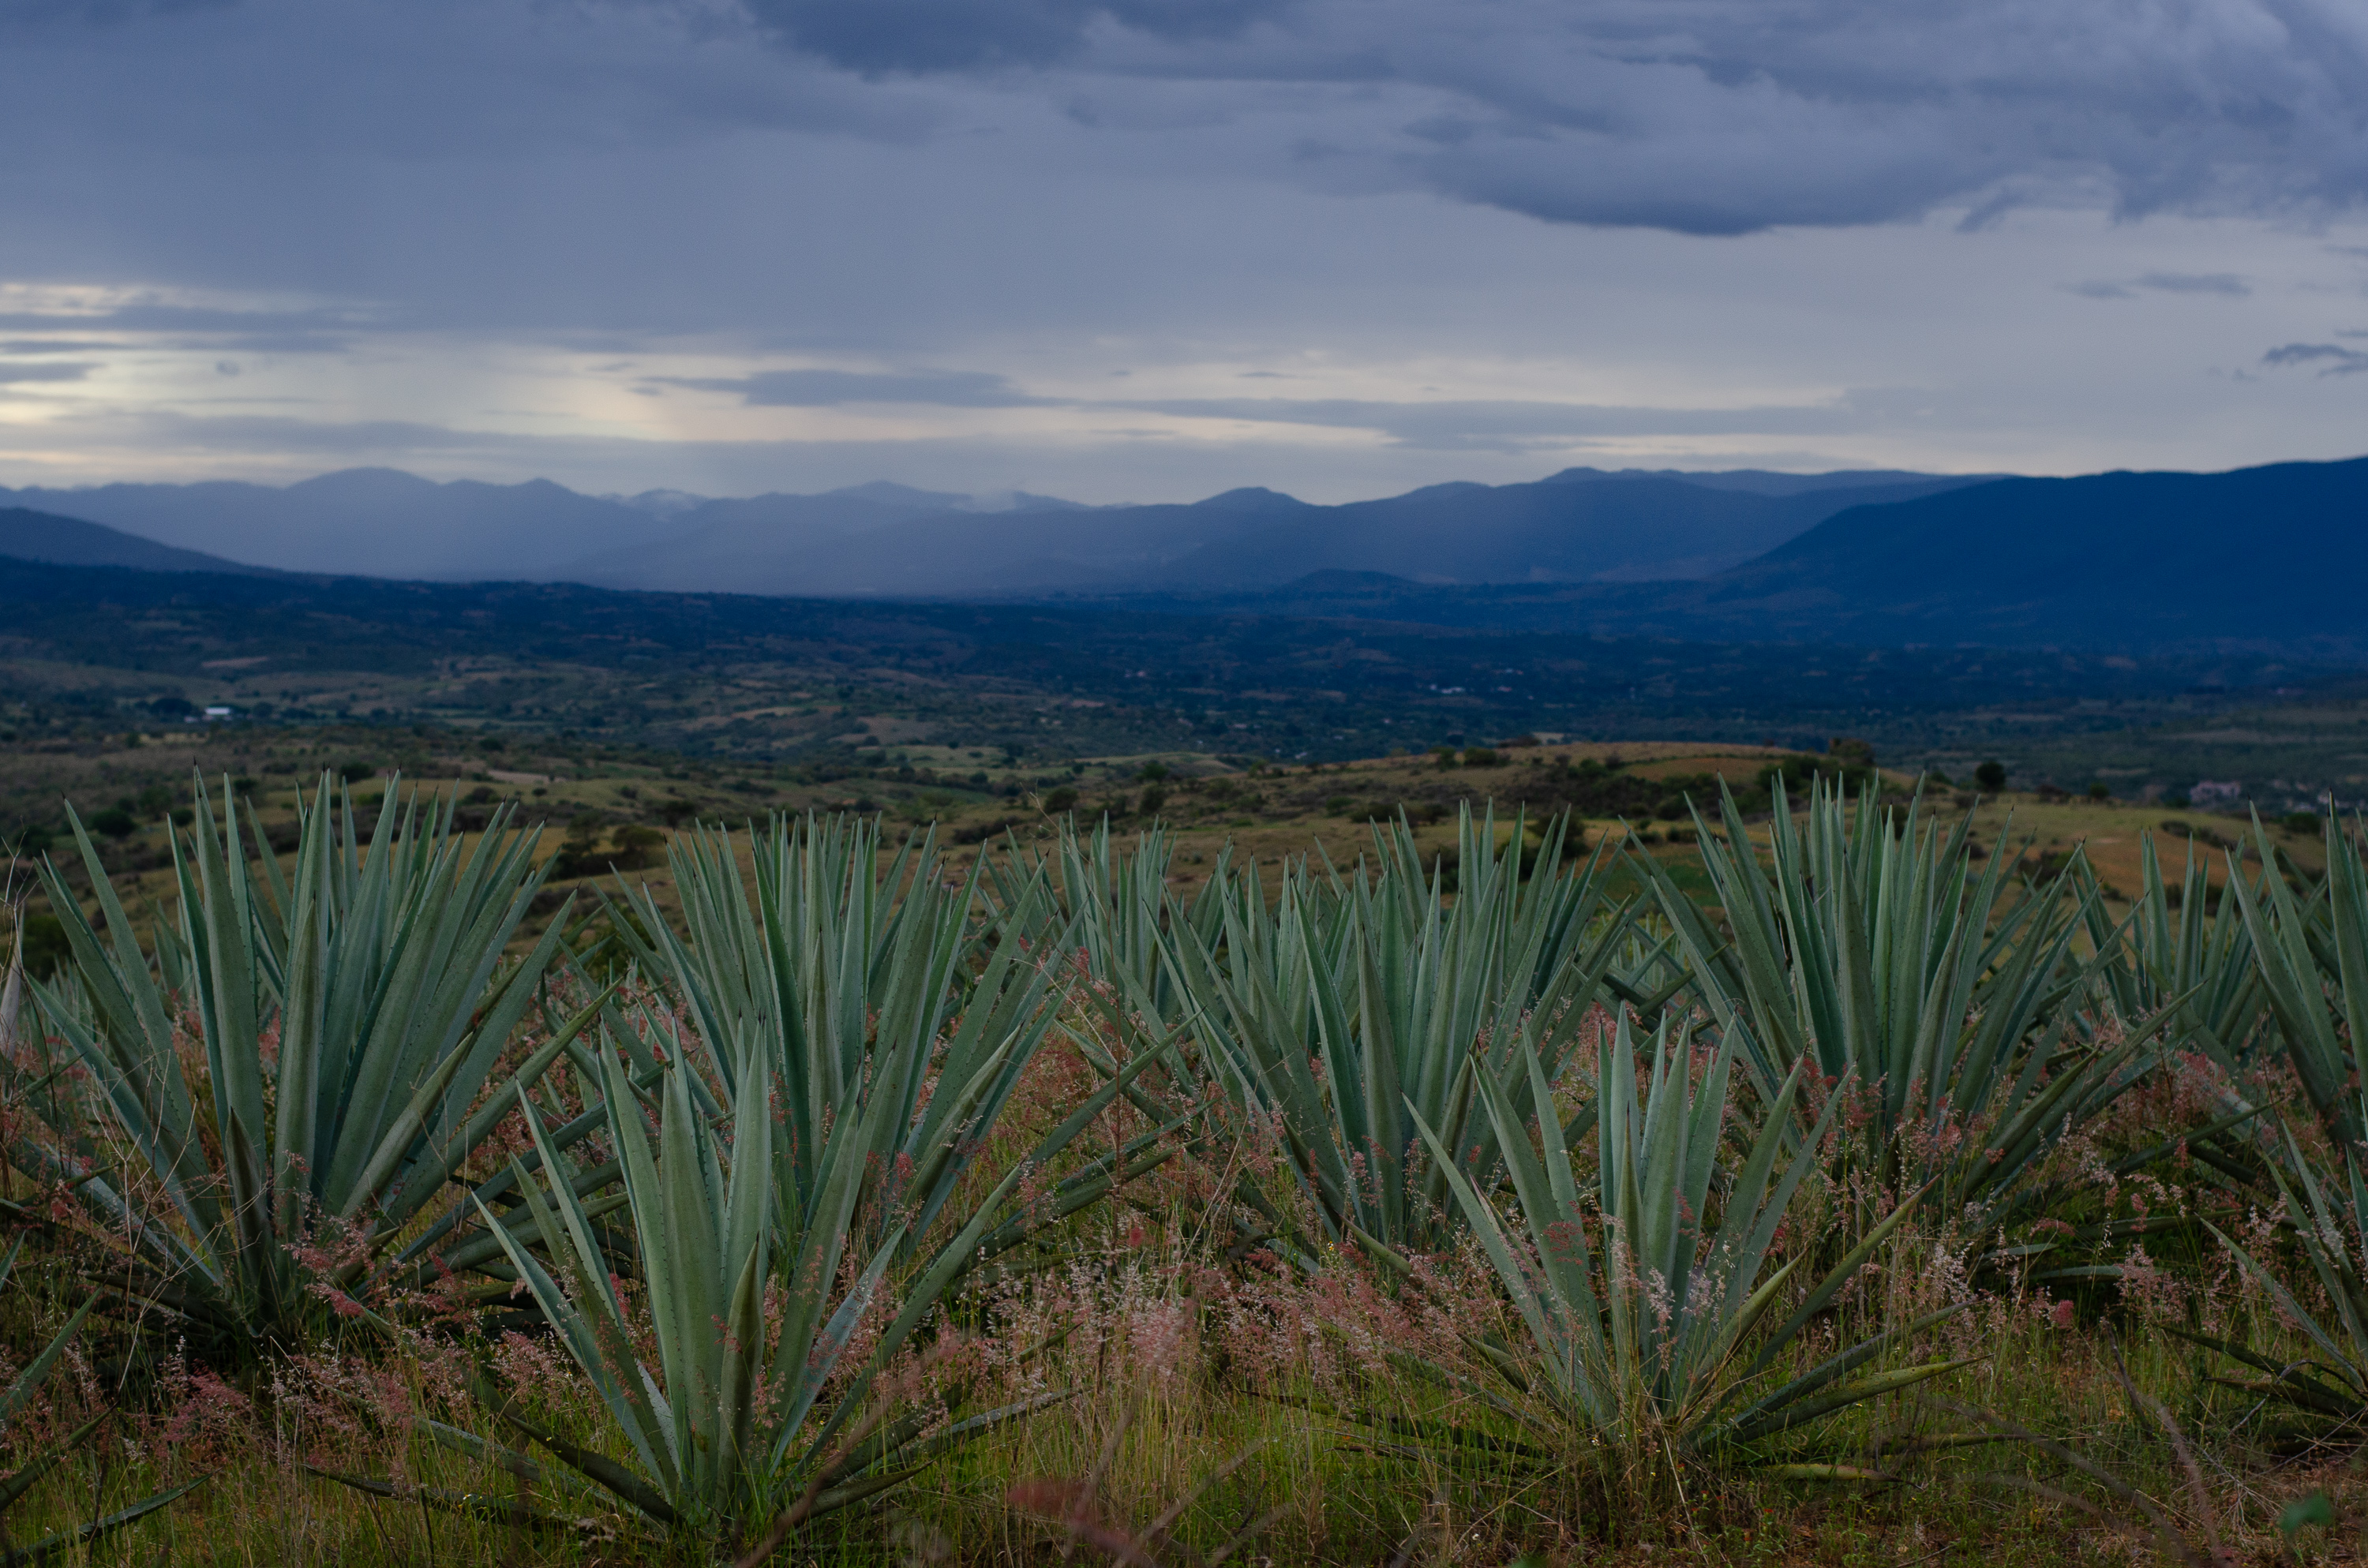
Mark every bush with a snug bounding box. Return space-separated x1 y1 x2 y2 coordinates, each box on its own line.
1137 784 1168 816
1974 759 2007 791
1460 747 1501 768
88 806 137 840
609 824 665 870
2087 781 2111 802
338 761 375 784
2284 810 2321 835
1432 746 1459 769
1043 786 1079 814
1137 761 1171 782
8 824 55 856
1325 794 1355 817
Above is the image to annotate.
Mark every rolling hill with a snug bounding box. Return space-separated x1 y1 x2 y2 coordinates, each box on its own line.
0 508 275 576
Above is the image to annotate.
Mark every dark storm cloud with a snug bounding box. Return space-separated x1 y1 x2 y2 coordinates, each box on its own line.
659 369 1057 406
749 0 2368 234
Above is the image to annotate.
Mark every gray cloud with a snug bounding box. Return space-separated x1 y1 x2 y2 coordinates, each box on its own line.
2138 272 2250 295
749 0 1287 73
0 303 366 354
2264 342 2368 375
0 0 2365 500
0 361 96 383
742 0 2368 234
2071 271 2253 301
658 368 1056 407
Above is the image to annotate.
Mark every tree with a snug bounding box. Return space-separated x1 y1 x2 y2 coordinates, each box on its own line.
1975 760 2007 791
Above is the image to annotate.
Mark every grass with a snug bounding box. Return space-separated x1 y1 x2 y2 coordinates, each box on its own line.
0 1172 2359 1566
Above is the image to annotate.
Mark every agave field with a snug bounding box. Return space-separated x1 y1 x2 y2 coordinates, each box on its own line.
3 770 2368 1564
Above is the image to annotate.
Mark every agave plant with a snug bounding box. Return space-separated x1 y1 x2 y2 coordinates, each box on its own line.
472 814 1176 1553
1409 1015 1961 1488
609 813 1160 1263
2199 814 2368 1416
1167 806 1634 1256
20 775 579 1359
2235 811 2366 1144
1637 778 2142 1226
0 919 207 1561
2078 831 2267 1074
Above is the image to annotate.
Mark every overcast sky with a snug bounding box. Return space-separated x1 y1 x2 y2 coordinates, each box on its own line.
2 0 2366 503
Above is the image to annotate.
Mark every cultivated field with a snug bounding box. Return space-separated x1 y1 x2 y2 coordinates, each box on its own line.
0 737 2359 1566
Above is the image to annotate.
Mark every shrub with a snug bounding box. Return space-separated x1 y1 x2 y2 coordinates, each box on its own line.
1043 785 1079 814
87 806 137 840
609 823 665 869
2284 811 2320 835
1459 747 1501 767
1137 761 1171 781
1975 759 2007 791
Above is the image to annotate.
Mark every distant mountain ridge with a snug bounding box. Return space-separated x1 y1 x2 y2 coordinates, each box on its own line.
1134 455 2368 658
0 464 1983 595
2 454 2364 658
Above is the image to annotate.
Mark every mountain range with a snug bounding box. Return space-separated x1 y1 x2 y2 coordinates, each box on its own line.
5 455 2364 658
0 465 1980 594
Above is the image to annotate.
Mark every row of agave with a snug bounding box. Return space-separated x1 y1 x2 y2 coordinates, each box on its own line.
0 767 2359 1558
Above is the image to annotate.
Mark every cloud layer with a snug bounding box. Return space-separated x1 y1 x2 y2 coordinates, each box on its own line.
0 0 2366 496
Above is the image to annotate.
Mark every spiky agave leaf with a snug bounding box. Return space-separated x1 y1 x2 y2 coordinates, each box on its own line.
1163 803 1632 1256
1634 776 2130 1224
486 1009 1152 1541
20 773 577 1357
2196 814 2368 1417
1410 1016 1961 1475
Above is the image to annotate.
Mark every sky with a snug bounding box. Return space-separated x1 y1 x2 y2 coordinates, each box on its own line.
2 0 2367 504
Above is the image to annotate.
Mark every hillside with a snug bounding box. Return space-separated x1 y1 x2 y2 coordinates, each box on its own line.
1130 455 2368 658
1708 457 2368 649
0 508 275 575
